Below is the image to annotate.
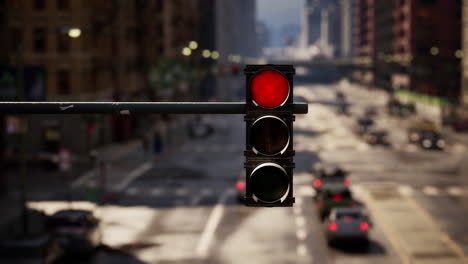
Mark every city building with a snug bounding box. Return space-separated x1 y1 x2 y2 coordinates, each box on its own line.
2 0 205 162
373 0 394 90
340 0 353 58
352 0 374 86
462 0 468 106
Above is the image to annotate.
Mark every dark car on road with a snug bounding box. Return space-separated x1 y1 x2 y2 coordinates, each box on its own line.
363 130 390 146
0 234 63 264
47 209 101 258
311 164 350 196
355 117 375 135
316 187 355 220
325 207 370 246
387 98 416 117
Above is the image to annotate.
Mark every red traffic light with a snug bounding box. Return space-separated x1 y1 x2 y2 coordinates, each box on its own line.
250 70 289 108
250 116 290 156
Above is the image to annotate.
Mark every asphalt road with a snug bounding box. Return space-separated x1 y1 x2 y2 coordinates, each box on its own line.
30 81 468 264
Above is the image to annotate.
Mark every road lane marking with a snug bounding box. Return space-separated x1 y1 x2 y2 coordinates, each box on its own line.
423 186 440 196
447 187 463 197
195 189 233 258
295 216 306 228
297 244 308 257
114 161 153 192
296 229 307 241
405 194 468 262
397 185 413 196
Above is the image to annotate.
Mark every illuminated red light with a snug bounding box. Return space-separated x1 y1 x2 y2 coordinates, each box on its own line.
332 194 342 201
313 179 322 188
360 222 369 231
343 178 350 187
250 70 289 108
328 222 338 231
236 181 245 191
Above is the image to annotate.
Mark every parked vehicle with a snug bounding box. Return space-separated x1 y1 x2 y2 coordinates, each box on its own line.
47 209 101 258
0 234 63 264
363 129 390 146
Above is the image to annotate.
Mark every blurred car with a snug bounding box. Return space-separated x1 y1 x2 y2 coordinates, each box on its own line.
418 130 445 150
387 98 416 117
336 102 350 116
335 91 346 102
355 117 374 135
236 173 246 203
363 130 390 146
316 187 355 220
325 207 370 246
407 120 445 150
47 209 101 257
312 164 350 196
0 234 63 264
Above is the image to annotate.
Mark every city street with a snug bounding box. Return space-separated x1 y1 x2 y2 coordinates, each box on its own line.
22 80 468 264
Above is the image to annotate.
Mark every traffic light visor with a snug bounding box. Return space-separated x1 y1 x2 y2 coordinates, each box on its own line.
250 163 289 203
250 70 289 108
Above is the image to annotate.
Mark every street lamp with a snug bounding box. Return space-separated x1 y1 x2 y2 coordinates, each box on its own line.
182 47 192 56
202 49 211 58
211 51 220 60
189 41 198 50
67 28 82 39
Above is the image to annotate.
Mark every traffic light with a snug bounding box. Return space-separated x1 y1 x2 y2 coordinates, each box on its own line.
244 65 295 207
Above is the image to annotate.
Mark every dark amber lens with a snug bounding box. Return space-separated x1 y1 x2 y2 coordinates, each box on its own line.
251 116 289 156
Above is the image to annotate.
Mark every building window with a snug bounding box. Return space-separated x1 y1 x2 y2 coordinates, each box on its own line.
33 28 47 53
57 0 69 10
34 0 45 10
57 70 70 95
10 27 22 53
57 32 70 53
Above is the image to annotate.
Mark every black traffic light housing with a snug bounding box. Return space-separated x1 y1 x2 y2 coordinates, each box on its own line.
243 64 295 207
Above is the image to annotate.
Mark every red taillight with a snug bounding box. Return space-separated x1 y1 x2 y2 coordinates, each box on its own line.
250 70 290 108
332 194 342 201
343 178 350 187
328 222 338 231
236 181 245 191
313 179 322 188
360 222 369 231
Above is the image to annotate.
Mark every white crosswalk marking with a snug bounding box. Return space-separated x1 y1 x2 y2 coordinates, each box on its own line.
423 186 440 196
447 187 463 196
397 185 413 196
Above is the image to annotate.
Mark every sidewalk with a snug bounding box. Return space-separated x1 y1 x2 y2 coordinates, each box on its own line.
0 117 192 238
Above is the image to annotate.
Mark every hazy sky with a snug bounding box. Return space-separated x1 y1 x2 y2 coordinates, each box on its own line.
256 0 304 28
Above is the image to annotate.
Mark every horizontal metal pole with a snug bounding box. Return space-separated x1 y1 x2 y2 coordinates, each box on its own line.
0 102 308 115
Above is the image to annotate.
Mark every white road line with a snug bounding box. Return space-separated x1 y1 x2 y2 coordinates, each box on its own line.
398 185 414 196
190 194 203 206
126 187 139 195
296 229 307 241
447 187 463 197
71 168 98 188
423 186 440 196
295 197 303 205
195 189 233 258
201 188 214 196
175 188 189 196
297 244 308 257
150 187 164 196
113 161 153 192
295 216 306 228
293 206 302 215
297 186 316 197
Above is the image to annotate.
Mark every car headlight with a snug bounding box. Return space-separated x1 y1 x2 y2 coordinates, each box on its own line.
437 139 445 148
422 139 432 148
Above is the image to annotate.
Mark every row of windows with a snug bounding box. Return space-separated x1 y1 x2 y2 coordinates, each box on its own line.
34 0 70 10
10 28 75 53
